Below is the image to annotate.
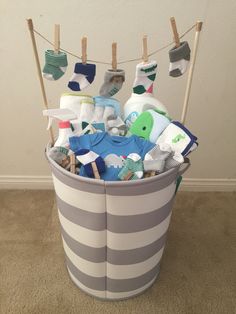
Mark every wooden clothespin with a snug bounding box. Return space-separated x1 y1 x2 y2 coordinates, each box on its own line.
124 171 133 181
81 37 87 64
70 154 76 174
112 42 117 70
54 24 60 54
142 35 148 63
91 162 100 179
170 17 180 47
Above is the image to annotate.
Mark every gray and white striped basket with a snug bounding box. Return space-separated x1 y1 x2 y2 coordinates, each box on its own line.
46 147 190 300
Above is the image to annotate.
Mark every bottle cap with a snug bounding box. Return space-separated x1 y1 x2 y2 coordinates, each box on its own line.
59 121 70 128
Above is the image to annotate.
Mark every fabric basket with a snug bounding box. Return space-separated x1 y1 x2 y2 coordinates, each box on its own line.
46 145 190 300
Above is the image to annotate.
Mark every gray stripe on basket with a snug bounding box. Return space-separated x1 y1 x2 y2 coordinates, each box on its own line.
61 226 167 264
105 169 178 196
107 196 174 233
66 255 160 292
57 195 106 231
51 162 105 194
57 194 174 233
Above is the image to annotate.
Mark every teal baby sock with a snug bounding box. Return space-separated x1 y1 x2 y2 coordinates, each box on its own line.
133 61 157 94
42 50 68 80
118 153 144 181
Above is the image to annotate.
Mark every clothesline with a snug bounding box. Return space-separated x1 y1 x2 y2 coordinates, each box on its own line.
33 23 196 65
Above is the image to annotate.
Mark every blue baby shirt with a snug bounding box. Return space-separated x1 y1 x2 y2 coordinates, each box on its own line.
69 132 155 181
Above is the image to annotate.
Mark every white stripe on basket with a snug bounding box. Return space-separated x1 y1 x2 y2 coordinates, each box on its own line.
67 267 157 299
106 182 176 215
59 209 171 250
62 238 106 277
63 237 164 279
107 213 172 250
53 174 106 213
58 211 106 248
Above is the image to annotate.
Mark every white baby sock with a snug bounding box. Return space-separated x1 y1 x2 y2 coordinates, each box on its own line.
133 61 157 94
103 105 116 122
79 99 95 123
91 105 105 123
164 152 184 171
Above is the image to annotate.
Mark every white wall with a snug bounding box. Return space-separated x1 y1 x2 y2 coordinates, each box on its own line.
0 0 236 189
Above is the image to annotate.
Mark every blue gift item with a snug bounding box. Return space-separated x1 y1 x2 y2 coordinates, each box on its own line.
69 132 155 181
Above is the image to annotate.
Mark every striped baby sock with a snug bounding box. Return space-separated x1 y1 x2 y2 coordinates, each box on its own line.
169 41 191 77
68 63 96 91
75 149 106 178
99 69 125 97
42 50 68 80
133 61 157 94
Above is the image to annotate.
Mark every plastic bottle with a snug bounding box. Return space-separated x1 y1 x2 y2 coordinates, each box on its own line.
124 92 168 128
54 121 74 148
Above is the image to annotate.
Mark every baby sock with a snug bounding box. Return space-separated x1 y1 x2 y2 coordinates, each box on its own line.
42 50 68 81
79 98 95 123
169 41 191 77
68 63 96 91
99 69 125 97
145 143 172 173
143 160 166 173
118 153 144 181
103 105 116 122
91 104 105 123
75 149 106 178
164 152 184 171
133 61 157 94
107 116 127 136
48 146 70 168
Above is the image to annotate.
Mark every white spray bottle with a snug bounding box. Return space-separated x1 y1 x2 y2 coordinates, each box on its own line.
43 108 77 148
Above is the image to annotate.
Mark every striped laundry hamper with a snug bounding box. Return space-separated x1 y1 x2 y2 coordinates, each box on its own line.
46 147 190 300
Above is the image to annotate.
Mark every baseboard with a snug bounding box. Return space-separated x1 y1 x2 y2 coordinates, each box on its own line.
0 176 235 191
180 178 236 192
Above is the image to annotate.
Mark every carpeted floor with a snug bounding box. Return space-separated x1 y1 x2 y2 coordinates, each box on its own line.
0 190 235 314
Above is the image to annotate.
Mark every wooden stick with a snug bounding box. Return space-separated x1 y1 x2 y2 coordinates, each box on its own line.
142 35 148 63
91 162 100 179
112 42 117 70
54 24 60 53
70 154 76 174
81 37 87 64
170 17 180 47
124 171 133 181
26 18 54 144
181 21 203 125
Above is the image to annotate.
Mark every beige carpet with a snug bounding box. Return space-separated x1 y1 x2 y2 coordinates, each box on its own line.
0 190 235 314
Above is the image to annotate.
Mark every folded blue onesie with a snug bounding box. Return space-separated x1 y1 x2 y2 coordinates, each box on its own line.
69 132 155 181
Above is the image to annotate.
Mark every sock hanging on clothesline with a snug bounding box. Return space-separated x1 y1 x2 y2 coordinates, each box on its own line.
68 63 96 91
132 61 157 94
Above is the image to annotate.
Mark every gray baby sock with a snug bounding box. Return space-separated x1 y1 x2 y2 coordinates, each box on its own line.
107 115 127 136
49 146 70 168
145 143 172 173
99 69 125 97
169 41 191 77
164 152 184 170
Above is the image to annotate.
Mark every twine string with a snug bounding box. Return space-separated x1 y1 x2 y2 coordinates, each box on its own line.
33 23 196 65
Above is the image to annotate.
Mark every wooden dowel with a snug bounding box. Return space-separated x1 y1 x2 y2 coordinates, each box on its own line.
112 42 117 70
142 35 148 63
81 37 87 64
26 18 54 144
170 17 180 47
91 162 100 179
54 24 60 53
181 21 203 125
70 154 76 174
